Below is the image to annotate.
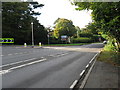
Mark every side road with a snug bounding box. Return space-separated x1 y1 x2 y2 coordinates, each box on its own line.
82 60 120 89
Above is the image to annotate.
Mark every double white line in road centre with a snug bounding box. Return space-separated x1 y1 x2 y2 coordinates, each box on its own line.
0 52 69 75
0 58 47 75
0 58 37 68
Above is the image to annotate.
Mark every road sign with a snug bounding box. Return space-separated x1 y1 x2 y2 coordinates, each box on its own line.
61 35 68 41
0 38 14 43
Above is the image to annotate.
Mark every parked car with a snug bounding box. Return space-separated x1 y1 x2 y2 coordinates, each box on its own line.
103 40 107 44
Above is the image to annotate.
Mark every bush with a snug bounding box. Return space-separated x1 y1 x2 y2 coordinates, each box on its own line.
104 41 117 52
97 51 120 66
49 37 60 44
72 37 93 43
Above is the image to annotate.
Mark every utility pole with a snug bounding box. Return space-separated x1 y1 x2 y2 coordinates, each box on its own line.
31 22 34 48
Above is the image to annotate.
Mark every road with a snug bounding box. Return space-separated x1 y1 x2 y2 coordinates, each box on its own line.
1 43 104 88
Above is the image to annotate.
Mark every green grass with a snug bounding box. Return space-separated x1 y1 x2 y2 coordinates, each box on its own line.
97 51 120 66
2 43 90 46
43 43 89 46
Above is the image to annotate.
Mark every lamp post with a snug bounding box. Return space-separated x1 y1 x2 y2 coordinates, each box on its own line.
31 22 34 48
47 32 49 45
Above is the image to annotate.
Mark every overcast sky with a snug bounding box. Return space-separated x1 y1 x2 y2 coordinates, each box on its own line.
33 0 92 28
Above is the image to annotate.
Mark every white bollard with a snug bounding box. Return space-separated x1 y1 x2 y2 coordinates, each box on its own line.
24 43 27 47
39 42 41 47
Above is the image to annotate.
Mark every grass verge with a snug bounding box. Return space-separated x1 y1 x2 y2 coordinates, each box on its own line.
43 43 90 46
97 51 120 66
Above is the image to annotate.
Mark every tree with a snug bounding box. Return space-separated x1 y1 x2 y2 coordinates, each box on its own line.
73 2 120 52
85 23 98 34
75 26 81 38
2 2 47 44
32 18 48 44
54 18 77 38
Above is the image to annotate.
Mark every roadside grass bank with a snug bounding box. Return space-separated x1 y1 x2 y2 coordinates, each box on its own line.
43 43 90 46
97 51 120 66
1 43 90 47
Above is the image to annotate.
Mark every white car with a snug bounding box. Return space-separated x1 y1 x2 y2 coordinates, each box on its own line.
103 40 107 44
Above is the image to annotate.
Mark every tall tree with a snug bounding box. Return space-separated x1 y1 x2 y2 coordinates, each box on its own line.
73 2 120 52
33 18 48 44
2 2 46 44
85 23 98 34
54 18 77 38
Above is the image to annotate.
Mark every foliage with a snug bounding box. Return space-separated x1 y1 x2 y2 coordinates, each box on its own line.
79 32 93 37
2 2 47 44
43 43 88 46
54 18 77 38
73 2 120 52
33 18 48 44
85 23 99 34
72 37 93 43
104 39 118 51
49 37 61 44
97 51 120 66
75 26 81 38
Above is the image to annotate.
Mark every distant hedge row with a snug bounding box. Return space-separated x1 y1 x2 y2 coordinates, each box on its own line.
72 37 93 43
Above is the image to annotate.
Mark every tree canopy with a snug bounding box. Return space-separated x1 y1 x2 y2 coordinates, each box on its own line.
73 2 120 51
54 18 77 38
2 2 47 44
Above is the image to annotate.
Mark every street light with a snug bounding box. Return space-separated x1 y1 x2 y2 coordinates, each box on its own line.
31 22 34 48
47 31 49 45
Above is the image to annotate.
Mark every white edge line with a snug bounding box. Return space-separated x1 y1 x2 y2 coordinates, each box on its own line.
80 59 96 88
86 64 89 68
89 53 98 64
80 70 85 76
79 52 100 88
70 80 78 89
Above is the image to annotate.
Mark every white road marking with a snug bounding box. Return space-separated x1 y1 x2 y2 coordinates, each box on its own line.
8 58 46 71
14 53 18 54
0 58 46 75
80 52 100 88
80 58 96 88
70 80 78 89
48 55 54 57
53 53 68 57
0 58 36 68
23 58 37 62
89 53 98 64
0 70 11 75
86 64 89 68
0 55 4 56
8 54 12 56
80 70 85 76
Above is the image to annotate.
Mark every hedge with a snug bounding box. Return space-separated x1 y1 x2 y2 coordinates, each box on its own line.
72 37 93 43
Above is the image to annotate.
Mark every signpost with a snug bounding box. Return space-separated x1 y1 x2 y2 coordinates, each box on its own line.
61 35 68 43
